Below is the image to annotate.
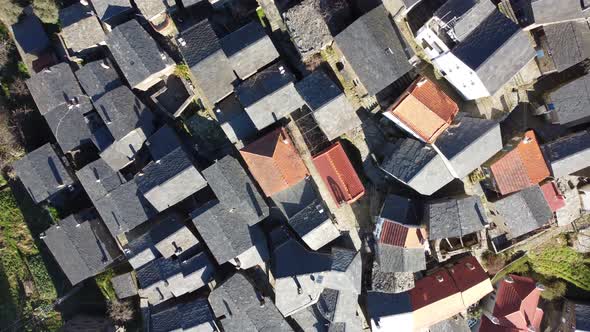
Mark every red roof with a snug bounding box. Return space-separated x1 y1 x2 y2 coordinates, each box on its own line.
312 141 365 205
490 131 550 195
379 221 409 247
241 128 309 197
540 181 566 212
448 256 490 293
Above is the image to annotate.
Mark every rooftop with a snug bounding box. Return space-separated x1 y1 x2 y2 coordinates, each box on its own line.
531 0 590 25
547 72 590 127
90 0 133 22
283 0 333 59
425 195 488 239
542 130 590 178
76 157 126 203
544 21 590 72
111 272 137 299
215 94 257 146
75 59 123 101
494 185 553 239
287 199 340 250
150 297 216 332
433 0 496 41
59 3 106 53
11 13 50 55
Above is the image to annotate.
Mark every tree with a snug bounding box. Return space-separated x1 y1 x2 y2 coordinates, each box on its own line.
9 78 28 99
107 300 134 323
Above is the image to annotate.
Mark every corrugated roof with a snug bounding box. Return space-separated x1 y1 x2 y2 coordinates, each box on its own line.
540 181 566 212
241 128 309 197
379 221 408 247
312 141 365 205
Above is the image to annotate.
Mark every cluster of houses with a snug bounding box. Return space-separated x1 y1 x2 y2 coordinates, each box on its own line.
7 0 590 331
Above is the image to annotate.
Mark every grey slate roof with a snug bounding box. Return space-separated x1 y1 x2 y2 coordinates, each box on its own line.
379 194 419 226
136 146 207 212
531 0 590 25
90 0 133 23
125 232 160 269
547 73 590 127
221 22 280 79
425 196 488 239
111 272 138 299
209 273 293 332
215 94 257 145
134 0 167 20
13 143 74 204
146 124 182 161
43 212 120 285
179 20 235 105
542 131 590 178
380 138 454 195
290 306 329 332
75 59 123 101
434 114 502 179
94 180 157 238
452 10 535 95
434 0 496 41
287 199 340 250
366 291 414 331
545 21 590 72
494 185 553 238
76 157 125 203
377 243 425 273
575 303 590 331
429 316 471 332
271 177 317 218
334 4 413 96
150 214 199 258
106 19 172 89
316 289 361 332
202 155 269 225
26 62 86 116
236 62 305 130
191 200 268 267
59 3 106 53
151 298 216 332
11 14 50 55
296 70 361 140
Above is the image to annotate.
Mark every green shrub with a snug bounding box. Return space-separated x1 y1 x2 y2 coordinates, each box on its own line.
96 269 117 301
17 62 29 77
45 205 60 222
173 63 191 81
26 254 56 300
256 7 266 27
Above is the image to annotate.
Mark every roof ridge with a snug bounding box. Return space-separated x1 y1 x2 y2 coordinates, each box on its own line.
325 149 351 200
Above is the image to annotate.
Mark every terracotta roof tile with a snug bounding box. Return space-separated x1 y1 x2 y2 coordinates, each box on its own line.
379 221 408 247
312 141 365 205
241 128 308 197
487 275 543 331
540 181 566 212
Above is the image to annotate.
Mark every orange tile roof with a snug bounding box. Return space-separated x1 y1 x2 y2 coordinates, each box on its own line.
490 130 550 195
312 141 365 205
386 77 459 143
240 128 309 197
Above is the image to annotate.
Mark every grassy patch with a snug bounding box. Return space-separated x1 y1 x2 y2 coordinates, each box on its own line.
256 6 266 27
173 63 191 81
95 269 116 302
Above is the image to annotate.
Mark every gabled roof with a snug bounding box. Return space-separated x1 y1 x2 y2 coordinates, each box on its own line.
11 13 50 55
220 21 280 79
215 94 257 145
287 199 340 250
76 157 126 203
236 62 305 130
90 0 133 23
488 130 550 195
547 72 590 127
150 215 199 259
240 127 309 197
433 0 496 41
494 185 553 238
191 200 268 268
531 0 590 25
312 141 365 205
134 0 167 20
106 19 172 89
271 177 318 218
13 143 74 204
146 124 182 161
334 4 413 96
452 10 535 95
316 288 362 331
75 59 123 101
575 303 590 331
542 131 590 177
59 3 106 53
380 138 454 195
385 77 458 143
111 272 137 299
151 298 216 332
379 194 420 227
425 196 488 239
26 63 86 116
377 244 426 273
544 21 590 72
202 155 269 225
179 20 235 104
43 212 120 285
296 70 362 140
434 114 502 179
136 146 207 212
540 181 566 212
367 291 414 331
209 273 293 332
125 232 160 269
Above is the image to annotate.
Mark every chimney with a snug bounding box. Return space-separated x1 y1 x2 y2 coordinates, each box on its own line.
504 275 514 283
79 0 89 5
436 274 444 283
177 38 187 47
465 262 475 270
100 61 110 69
278 66 286 75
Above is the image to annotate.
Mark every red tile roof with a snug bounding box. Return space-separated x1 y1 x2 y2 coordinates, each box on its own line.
490 131 550 195
540 181 566 212
386 77 458 143
448 256 490 293
379 221 409 247
312 141 365 205
241 128 309 197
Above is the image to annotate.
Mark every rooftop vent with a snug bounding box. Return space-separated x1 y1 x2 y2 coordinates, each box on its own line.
466 262 475 270
278 66 286 75
79 0 89 5
436 274 444 283
178 38 186 47
100 61 110 69
316 205 324 214
504 275 514 283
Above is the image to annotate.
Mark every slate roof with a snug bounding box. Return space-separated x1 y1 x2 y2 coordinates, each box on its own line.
433 0 496 41
137 146 207 212
271 177 317 219
544 21 590 72
75 59 123 101
296 70 361 140
334 4 413 96
379 194 420 226
76 157 125 203
575 303 590 331
366 291 414 331
240 127 309 197
43 212 120 285
125 232 160 269
215 94 257 145
220 22 280 79
134 0 167 20
94 180 157 238
236 63 305 130
452 10 535 95
377 244 426 273
531 0 590 25
209 273 293 332
316 289 362 331
494 185 553 238
11 14 50 55
179 20 235 104
202 155 269 225
59 3 106 53
547 73 590 127
542 131 590 177
106 19 172 89
435 114 502 179
191 200 268 267
151 298 216 332
26 62 86 116
146 125 182 161
13 143 74 204
150 215 199 258
428 196 487 240
111 272 138 299
90 0 133 23
287 199 340 250
380 137 454 195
